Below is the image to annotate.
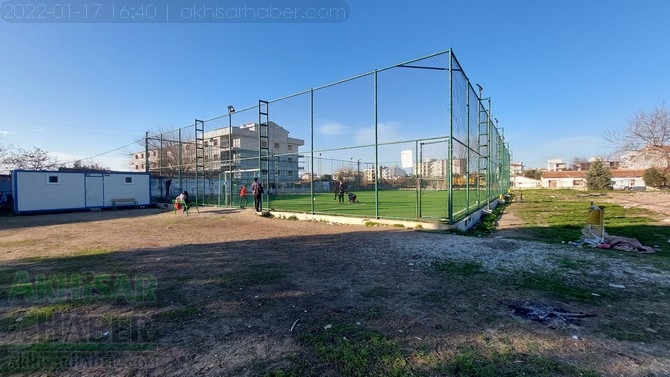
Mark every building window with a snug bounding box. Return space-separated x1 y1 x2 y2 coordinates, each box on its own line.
274 142 280 151
213 139 218 146
288 145 293 151
124 176 133 184
288 157 293 163
288 170 293 176
47 175 59 184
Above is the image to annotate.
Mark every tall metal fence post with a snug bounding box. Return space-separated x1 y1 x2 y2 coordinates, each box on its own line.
178 128 182 193
373 69 379 219
310 88 315 214
448 51 454 224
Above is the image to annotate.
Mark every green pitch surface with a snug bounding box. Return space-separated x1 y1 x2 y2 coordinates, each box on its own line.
266 189 494 221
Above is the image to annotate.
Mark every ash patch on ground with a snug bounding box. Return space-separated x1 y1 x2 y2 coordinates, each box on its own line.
504 301 596 328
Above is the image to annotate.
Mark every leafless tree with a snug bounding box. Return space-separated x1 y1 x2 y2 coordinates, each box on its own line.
606 104 670 168
138 129 198 178
570 156 589 171
2 147 59 170
66 160 110 171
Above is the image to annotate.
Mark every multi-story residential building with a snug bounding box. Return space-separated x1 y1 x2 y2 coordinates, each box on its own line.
418 158 466 178
362 165 408 182
546 159 567 172
131 121 304 188
510 162 524 176
420 158 447 178
619 146 670 170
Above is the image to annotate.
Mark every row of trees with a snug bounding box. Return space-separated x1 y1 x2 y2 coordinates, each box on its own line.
586 160 668 190
0 142 108 172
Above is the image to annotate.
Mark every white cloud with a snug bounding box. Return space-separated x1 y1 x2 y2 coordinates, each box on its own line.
354 122 405 144
318 122 350 136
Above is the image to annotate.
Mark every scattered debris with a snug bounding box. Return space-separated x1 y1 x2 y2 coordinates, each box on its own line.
608 284 625 289
290 319 300 332
324 324 332 330
576 203 656 253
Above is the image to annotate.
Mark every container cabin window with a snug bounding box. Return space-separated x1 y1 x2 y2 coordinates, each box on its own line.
47 175 59 184
124 176 133 184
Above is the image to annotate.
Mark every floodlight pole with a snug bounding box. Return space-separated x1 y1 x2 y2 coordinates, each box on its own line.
228 105 235 207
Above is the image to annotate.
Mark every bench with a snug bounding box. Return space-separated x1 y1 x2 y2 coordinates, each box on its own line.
112 198 138 210
172 199 199 215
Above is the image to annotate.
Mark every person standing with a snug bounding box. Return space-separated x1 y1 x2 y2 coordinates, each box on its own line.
252 177 264 212
337 181 346 204
239 185 248 208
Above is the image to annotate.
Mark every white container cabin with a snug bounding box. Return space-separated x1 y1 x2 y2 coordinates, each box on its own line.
11 170 150 214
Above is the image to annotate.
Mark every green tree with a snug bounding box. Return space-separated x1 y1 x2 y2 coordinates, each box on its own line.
585 160 612 190
643 167 667 188
523 168 543 180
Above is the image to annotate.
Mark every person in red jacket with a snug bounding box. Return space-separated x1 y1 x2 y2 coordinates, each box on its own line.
239 185 248 208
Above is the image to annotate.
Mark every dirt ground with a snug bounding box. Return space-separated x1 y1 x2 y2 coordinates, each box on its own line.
0 195 669 376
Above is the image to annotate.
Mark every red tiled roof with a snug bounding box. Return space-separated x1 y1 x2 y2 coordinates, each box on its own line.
542 170 645 179
542 171 586 179
611 170 645 178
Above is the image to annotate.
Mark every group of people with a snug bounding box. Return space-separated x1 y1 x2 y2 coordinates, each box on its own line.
174 190 191 213
334 180 357 204
239 177 264 212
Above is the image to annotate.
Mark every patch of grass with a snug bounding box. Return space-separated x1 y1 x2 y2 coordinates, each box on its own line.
608 330 647 342
218 264 286 288
516 271 602 301
392 223 405 228
364 221 380 227
447 346 600 377
294 322 409 377
287 215 299 221
552 255 595 272
155 305 202 322
509 190 668 251
432 260 484 277
469 204 508 236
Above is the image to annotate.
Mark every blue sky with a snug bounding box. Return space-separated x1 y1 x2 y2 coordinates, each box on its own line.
1 0 669 171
